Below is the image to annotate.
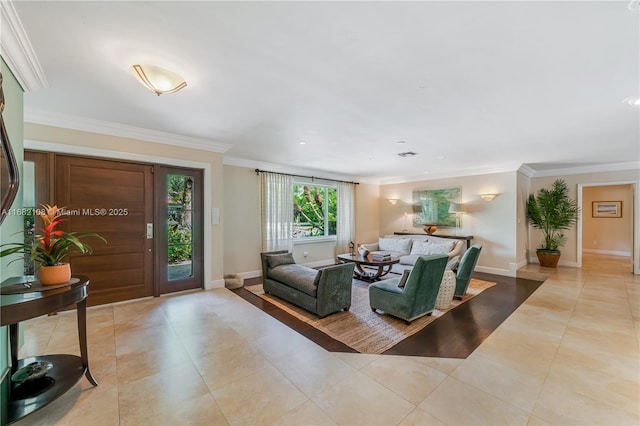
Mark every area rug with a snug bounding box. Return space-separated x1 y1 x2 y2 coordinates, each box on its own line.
246 278 496 354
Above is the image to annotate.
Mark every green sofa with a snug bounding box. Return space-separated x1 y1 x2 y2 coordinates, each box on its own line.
261 251 355 318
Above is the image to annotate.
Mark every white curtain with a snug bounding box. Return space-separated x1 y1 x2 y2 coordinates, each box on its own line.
261 172 294 252
336 181 355 255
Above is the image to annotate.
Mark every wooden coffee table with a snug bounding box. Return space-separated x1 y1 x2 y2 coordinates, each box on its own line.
337 253 400 282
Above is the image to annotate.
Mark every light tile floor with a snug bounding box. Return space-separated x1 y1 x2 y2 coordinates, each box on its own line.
13 254 640 425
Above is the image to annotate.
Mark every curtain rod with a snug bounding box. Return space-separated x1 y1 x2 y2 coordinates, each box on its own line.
254 168 359 185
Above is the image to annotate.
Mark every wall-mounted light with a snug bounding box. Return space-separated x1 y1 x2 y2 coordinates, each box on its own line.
387 199 398 205
132 64 187 96
480 193 497 202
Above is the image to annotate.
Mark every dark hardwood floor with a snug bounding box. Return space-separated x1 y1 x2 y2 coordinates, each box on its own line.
233 272 544 358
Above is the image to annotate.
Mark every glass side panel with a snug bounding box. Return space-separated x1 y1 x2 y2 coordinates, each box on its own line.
167 174 194 281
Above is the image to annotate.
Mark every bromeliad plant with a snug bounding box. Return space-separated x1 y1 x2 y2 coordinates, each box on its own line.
0 204 106 267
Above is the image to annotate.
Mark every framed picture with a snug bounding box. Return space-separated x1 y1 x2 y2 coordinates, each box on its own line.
592 201 622 218
412 187 461 227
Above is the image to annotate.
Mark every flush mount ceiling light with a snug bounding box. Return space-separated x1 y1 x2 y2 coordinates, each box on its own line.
132 64 187 96
387 199 398 205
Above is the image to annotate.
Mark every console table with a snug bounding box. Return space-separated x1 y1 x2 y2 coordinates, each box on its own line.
1 275 98 424
394 232 474 249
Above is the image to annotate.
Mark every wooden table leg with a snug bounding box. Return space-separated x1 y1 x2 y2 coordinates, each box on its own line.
76 298 98 386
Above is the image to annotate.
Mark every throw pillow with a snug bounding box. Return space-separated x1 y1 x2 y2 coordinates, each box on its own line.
446 255 460 271
399 254 420 265
410 240 454 256
397 269 411 288
266 252 295 268
378 237 412 254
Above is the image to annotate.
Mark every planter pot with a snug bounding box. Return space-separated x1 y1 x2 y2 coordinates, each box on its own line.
38 263 72 285
536 250 561 268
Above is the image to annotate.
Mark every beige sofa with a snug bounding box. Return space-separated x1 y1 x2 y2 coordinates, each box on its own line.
360 234 464 274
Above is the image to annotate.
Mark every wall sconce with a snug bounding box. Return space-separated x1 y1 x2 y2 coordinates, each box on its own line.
387 199 398 205
480 193 497 202
132 64 187 96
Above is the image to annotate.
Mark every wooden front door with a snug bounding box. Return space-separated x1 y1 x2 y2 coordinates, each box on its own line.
55 155 154 305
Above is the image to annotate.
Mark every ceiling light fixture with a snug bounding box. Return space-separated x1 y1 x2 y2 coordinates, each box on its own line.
132 64 187 96
480 193 497 201
388 199 398 205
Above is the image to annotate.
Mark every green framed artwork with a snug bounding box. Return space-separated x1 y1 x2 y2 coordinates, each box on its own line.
412 188 460 227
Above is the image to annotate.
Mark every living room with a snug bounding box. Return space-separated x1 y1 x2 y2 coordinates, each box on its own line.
0 1 639 425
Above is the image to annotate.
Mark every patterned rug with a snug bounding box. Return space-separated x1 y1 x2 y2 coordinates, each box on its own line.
245 277 496 354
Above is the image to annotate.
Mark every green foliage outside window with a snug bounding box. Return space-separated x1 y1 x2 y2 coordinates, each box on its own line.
167 175 194 263
293 184 337 238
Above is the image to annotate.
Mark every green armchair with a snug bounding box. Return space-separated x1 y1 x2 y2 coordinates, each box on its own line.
368 254 448 324
454 244 483 299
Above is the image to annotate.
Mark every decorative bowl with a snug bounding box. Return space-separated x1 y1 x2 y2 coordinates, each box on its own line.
11 361 53 383
423 224 438 235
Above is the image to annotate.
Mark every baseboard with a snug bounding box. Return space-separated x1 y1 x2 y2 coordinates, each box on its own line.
236 270 262 280
475 266 514 277
528 256 579 268
206 278 225 290
582 249 631 257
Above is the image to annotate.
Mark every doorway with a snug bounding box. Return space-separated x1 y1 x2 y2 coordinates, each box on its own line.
578 181 638 274
25 150 205 304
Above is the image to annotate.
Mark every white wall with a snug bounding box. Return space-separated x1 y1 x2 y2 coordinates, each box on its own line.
380 171 518 276
516 171 531 268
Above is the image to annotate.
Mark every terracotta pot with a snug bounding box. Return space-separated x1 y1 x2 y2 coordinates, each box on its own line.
536 250 560 268
423 224 437 235
38 263 72 285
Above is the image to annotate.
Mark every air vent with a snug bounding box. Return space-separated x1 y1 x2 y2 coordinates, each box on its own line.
397 152 418 158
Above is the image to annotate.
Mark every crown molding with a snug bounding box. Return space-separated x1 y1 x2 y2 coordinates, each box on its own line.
517 164 536 178
378 161 524 185
25 108 231 153
530 162 640 178
0 1 47 91
222 156 373 183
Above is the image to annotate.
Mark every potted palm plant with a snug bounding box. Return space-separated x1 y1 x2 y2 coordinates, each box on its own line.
0 204 106 284
526 179 579 267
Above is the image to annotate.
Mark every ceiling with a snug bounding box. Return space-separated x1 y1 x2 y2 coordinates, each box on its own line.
8 1 640 183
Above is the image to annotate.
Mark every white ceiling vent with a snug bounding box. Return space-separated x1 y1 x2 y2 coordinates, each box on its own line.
397 152 418 158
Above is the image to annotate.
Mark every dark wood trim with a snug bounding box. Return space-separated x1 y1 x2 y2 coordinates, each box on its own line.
233 272 544 358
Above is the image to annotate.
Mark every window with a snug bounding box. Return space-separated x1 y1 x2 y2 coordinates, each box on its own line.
293 183 337 239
